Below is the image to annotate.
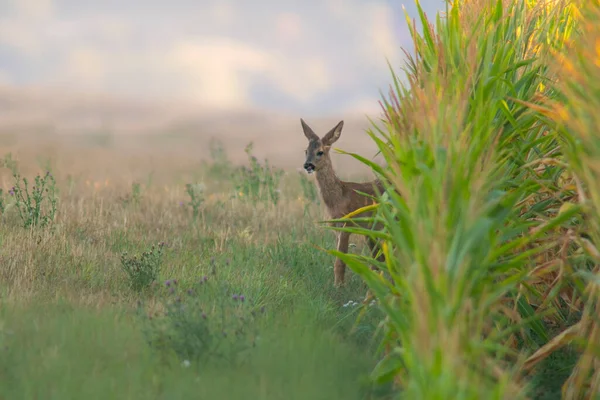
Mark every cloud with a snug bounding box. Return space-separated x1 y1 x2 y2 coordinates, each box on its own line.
0 0 445 115
275 12 303 43
0 70 9 84
12 0 54 19
168 38 272 108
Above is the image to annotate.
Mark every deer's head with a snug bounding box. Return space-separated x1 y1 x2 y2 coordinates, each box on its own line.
300 119 344 174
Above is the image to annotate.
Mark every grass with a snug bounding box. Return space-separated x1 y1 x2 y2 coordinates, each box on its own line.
0 142 391 399
0 303 380 400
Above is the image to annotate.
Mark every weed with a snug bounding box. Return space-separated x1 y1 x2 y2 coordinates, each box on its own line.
2 152 18 174
121 182 142 206
185 182 206 221
120 242 165 291
0 188 5 215
139 271 264 367
233 142 283 206
206 138 233 178
298 169 320 207
8 170 58 228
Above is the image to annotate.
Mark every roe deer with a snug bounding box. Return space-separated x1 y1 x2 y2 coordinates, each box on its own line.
300 118 385 287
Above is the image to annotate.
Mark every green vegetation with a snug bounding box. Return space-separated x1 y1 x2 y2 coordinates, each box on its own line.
1 0 600 399
331 0 600 398
0 145 388 399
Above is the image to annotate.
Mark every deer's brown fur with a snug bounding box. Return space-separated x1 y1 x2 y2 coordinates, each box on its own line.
301 118 385 287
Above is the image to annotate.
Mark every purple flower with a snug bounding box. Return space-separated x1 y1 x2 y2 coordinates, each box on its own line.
179 201 184 206
202 276 208 282
165 280 171 287
232 294 238 301
240 295 245 302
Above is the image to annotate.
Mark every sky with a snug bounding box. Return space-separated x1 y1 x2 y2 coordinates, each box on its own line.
0 0 445 117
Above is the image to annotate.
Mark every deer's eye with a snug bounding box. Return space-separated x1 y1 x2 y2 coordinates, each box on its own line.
316 151 324 156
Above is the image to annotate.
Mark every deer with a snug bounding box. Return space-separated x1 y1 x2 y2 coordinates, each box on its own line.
300 118 386 287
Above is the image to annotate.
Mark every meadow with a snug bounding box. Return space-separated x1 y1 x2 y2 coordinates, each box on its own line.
0 131 394 399
2 0 600 399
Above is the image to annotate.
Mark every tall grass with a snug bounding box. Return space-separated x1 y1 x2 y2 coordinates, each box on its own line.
331 0 599 398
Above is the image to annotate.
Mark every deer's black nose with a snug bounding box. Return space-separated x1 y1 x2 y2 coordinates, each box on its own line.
304 162 315 172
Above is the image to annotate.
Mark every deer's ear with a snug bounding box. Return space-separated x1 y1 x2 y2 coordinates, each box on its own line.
322 120 343 145
300 118 319 141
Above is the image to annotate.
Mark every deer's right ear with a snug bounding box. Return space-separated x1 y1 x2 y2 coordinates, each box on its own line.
300 118 319 141
322 120 344 146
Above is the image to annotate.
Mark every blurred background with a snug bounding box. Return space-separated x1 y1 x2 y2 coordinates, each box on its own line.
0 0 444 174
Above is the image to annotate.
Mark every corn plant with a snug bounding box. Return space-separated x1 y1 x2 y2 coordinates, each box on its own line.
520 2 600 397
327 0 579 398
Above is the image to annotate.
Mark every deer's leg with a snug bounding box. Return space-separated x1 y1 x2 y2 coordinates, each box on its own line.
334 231 350 287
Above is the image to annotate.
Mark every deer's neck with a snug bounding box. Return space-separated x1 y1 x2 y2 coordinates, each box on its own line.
315 157 344 213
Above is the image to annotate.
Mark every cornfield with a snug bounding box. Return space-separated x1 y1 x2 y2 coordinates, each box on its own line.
333 0 600 398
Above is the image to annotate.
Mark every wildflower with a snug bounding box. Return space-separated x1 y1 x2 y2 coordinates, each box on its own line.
182 360 191 368
165 280 172 287
232 294 239 301
202 275 208 282
240 295 245 302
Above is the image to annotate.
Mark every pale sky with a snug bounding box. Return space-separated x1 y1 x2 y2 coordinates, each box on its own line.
0 0 444 116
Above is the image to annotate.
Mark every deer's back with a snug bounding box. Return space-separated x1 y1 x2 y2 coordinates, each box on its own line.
325 179 383 218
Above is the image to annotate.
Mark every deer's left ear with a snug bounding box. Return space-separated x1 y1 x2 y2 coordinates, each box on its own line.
322 120 343 146
300 118 319 141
